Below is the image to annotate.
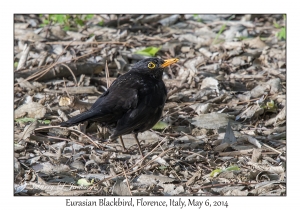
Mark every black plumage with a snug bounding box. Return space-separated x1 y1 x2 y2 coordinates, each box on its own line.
61 57 178 155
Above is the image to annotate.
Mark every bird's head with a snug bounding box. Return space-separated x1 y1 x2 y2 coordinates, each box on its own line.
131 58 179 78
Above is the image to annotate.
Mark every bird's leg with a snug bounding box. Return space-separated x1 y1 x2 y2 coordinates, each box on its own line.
119 136 126 151
133 133 143 157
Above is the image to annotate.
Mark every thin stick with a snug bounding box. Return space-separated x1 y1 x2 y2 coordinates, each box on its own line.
42 135 82 143
63 78 70 98
14 48 103 85
123 168 133 196
260 141 282 154
30 41 74 81
34 125 100 149
105 60 111 88
198 182 258 189
44 41 129 46
97 137 170 184
60 64 78 86
65 127 100 149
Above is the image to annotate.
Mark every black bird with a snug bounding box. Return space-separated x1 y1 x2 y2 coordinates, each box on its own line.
61 57 179 156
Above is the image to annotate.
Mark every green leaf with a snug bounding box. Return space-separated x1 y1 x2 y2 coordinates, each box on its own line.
55 15 65 24
85 14 94 20
193 14 202 22
210 169 223 177
237 36 248 41
158 166 168 170
278 27 286 40
63 26 70 31
262 100 277 113
98 20 104 26
266 100 275 109
225 165 240 171
135 46 161 57
15 117 50 124
152 121 169 130
14 62 18 68
273 21 280 29
42 19 49 25
75 18 84 26
41 120 51 124
210 165 240 177
49 14 56 22
213 24 226 45
77 178 93 187
15 117 37 123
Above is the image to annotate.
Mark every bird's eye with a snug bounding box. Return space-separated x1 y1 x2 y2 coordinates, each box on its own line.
148 62 156 69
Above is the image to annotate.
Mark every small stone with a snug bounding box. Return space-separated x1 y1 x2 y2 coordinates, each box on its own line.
181 46 190 53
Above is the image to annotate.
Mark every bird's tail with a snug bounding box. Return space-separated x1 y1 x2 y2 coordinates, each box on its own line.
60 110 95 127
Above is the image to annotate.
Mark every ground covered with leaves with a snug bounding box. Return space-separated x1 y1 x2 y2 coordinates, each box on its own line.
14 14 286 196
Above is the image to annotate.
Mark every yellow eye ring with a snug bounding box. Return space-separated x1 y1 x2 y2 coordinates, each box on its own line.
148 62 156 69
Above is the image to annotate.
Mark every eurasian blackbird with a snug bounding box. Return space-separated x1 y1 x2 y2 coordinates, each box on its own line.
61 57 179 156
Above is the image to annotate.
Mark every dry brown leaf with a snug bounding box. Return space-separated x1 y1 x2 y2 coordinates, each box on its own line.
14 102 46 119
18 120 38 141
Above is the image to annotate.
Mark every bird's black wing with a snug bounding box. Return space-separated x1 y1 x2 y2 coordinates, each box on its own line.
61 74 139 127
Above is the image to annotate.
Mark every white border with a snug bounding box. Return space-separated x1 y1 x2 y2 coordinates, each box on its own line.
6 1 296 209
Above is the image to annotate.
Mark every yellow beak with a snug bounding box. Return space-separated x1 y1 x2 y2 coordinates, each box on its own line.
161 58 179 68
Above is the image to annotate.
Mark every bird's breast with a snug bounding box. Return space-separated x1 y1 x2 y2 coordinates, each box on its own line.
140 80 166 106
